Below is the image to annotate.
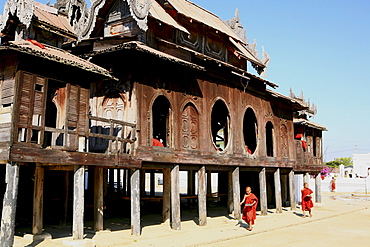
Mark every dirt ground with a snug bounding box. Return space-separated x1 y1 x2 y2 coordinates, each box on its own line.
13 192 370 247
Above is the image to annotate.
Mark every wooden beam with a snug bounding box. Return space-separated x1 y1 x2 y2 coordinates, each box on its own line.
289 170 296 210
32 165 44 235
232 167 241 220
274 168 283 214
171 165 181 230
130 169 141 235
0 162 20 247
94 167 104 231
315 173 321 203
227 170 233 214
73 165 85 240
162 168 171 223
198 166 207 226
259 168 268 216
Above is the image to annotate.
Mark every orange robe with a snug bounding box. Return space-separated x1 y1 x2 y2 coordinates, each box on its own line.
331 181 336 191
152 138 164 147
242 193 258 225
301 188 314 211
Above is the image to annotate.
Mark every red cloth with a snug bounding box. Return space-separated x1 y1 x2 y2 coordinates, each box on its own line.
242 193 258 225
152 138 164 147
331 181 336 191
301 140 307 150
301 188 314 211
295 133 303 139
27 38 45 49
246 148 252 154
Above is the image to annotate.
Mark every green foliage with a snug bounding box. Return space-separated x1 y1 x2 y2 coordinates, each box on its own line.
325 157 353 168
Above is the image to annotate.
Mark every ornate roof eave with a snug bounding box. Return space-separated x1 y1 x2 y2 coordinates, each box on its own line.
0 0 34 32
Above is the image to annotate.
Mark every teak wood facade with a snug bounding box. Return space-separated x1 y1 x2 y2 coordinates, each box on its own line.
0 0 326 244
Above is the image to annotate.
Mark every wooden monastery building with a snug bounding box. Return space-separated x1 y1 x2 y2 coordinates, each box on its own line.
0 0 327 245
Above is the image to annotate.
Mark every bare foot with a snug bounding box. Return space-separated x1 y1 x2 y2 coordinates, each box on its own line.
302 216 306 218
247 227 252 231
309 214 312 217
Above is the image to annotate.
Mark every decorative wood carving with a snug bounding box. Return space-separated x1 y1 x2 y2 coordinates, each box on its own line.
181 104 199 150
0 0 34 31
280 124 289 158
127 0 152 31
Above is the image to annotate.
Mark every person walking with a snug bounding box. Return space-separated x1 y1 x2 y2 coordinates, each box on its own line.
240 186 258 231
301 182 314 218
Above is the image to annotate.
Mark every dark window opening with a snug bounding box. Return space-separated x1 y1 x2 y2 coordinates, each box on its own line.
243 108 258 154
266 121 274 157
152 95 171 147
35 84 43 92
211 100 229 151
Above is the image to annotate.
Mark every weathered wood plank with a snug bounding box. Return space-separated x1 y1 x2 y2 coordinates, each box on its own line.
94 167 104 231
130 169 141 235
32 165 44 235
162 168 171 223
198 166 207 226
171 165 181 230
259 168 268 216
227 170 233 214
73 165 85 240
274 168 283 214
0 162 20 247
232 167 241 220
315 173 321 203
10 146 141 167
289 170 296 210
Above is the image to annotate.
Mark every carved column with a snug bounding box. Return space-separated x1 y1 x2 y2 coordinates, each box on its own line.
73 165 85 240
232 167 241 220
131 169 141 235
198 166 207 226
171 165 181 230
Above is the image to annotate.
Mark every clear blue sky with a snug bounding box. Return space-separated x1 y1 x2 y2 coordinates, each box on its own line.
1 0 369 161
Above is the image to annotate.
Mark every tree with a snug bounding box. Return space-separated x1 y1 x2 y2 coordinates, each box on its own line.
324 157 353 168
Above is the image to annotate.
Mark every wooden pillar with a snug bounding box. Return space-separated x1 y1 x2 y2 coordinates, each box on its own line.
32 165 44 235
162 168 171 223
289 170 296 210
94 167 104 231
187 170 195 205
122 169 127 196
150 171 155 197
171 165 181 230
274 168 283 213
0 162 20 247
73 165 85 240
232 167 241 220
227 170 233 214
315 173 322 203
140 169 146 196
259 168 268 216
130 169 141 235
304 172 310 184
198 166 207 226
217 171 228 205
207 170 212 196
109 169 115 194
61 171 69 226
103 168 108 197
116 169 121 194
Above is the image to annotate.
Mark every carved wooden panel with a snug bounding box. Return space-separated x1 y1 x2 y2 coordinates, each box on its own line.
316 137 321 157
280 124 289 158
181 104 199 150
204 32 226 61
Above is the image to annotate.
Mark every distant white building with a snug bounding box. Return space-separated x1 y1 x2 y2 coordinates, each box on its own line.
353 153 370 177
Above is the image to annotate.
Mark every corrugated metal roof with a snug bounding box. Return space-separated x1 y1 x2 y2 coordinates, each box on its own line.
166 0 244 42
33 2 76 36
2 40 113 78
149 1 189 34
293 118 327 131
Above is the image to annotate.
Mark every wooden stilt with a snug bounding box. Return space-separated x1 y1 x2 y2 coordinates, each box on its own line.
207 170 212 196
304 172 310 184
94 167 104 231
274 168 283 213
122 169 127 196
0 162 20 247
162 168 171 223
32 164 44 235
130 169 141 235
61 171 69 226
259 168 268 216
198 166 207 226
187 170 195 205
73 165 85 240
116 169 121 194
315 173 321 203
103 168 108 197
171 165 181 230
109 169 114 194
227 170 233 214
140 169 146 196
127 169 132 197
150 171 155 197
218 171 228 205
232 167 241 220
289 170 296 210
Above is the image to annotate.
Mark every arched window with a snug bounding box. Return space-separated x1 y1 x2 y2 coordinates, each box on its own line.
181 103 199 150
152 95 171 147
280 124 289 158
211 100 229 151
243 108 258 154
266 121 274 157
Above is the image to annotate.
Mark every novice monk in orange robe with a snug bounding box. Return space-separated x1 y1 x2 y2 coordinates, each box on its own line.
301 182 314 218
240 186 258 231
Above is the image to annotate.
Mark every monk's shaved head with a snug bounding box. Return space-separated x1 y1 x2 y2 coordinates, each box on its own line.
246 186 252 194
